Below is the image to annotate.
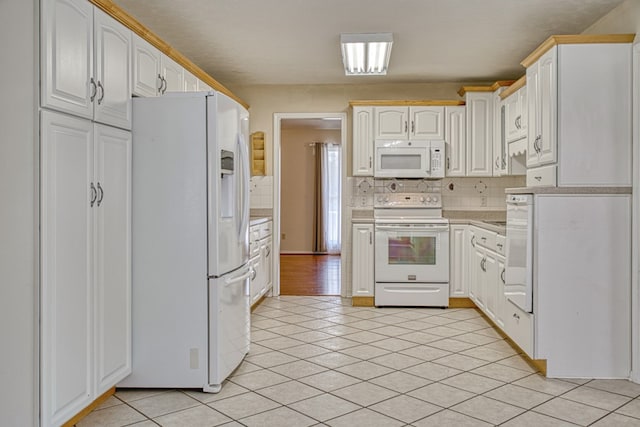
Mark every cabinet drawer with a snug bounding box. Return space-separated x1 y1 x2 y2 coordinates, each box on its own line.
472 226 497 251
259 221 272 239
495 234 506 256
504 300 534 358
527 164 556 187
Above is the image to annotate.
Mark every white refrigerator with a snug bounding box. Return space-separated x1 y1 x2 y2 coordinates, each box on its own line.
119 91 251 392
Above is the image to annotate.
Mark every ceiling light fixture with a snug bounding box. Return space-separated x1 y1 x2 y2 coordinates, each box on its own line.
340 33 393 76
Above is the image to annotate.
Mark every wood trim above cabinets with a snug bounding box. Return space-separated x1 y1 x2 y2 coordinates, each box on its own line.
349 100 465 107
520 33 635 68
457 80 514 97
499 75 526 100
89 0 249 109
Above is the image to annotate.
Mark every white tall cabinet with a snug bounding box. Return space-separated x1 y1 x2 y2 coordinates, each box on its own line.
464 92 493 176
352 106 374 176
40 110 132 427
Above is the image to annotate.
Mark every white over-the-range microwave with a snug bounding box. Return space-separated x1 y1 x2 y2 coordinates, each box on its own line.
374 139 445 178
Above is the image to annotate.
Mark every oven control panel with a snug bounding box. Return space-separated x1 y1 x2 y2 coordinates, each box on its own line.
374 192 442 208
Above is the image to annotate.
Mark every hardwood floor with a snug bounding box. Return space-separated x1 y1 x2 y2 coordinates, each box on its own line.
279 254 341 296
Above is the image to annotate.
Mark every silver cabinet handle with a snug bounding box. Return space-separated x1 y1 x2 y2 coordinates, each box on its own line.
447 157 450 170
157 74 163 93
404 121 408 133
97 182 104 206
162 77 168 94
501 268 505 284
502 154 507 169
411 120 415 134
513 313 520 320
90 78 97 102
471 235 476 247
495 156 500 169
369 156 372 168
496 243 503 249
481 236 487 242
251 269 257 280
369 231 372 245
265 246 271 257
97 80 104 105
534 176 542 182
90 182 97 207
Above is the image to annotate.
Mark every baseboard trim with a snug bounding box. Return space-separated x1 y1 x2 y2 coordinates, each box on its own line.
62 386 115 427
251 295 267 312
352 296 375 307
448 297 476 308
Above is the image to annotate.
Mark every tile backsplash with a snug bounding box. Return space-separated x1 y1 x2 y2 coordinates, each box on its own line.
349 176 525 210
442 176 525 210
249 176 273 208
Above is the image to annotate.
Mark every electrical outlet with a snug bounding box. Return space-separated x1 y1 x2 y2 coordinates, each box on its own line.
481 196 487 207
281 233 286 240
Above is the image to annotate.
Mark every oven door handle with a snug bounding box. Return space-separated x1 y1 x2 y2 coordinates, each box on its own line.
375 225 449 231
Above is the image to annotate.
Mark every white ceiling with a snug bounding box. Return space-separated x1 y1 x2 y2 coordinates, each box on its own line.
114 0 623 87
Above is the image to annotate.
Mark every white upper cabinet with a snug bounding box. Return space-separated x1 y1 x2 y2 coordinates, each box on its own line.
465 92 493 176
184 70 199 91
374 106 444 140
41 0 131 129
41 0 94 119
527 47 557 168
132 35 162 97
198 80 213 92
444 106 466 177
410 106 445 139
352 106 374 176
505 89 521 143
161 55 184 92
94 9 132 130
374 106 408 139
132 33 185 96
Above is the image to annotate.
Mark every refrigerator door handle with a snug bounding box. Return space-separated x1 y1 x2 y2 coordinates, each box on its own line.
224 268 253 286
237 134 250 240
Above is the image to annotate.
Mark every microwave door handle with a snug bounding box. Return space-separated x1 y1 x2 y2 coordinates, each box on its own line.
426 146 432 174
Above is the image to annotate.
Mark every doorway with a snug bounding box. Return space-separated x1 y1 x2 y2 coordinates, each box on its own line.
273 113 347 297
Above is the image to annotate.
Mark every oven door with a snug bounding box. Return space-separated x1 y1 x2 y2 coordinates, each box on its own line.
375 223 449 282
374 140 430 178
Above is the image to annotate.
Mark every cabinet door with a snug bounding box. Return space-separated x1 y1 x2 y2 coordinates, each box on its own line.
353 107 374 176
465 92 493 176
483 250 498 321
505 91 520 143
526 62 540 166
537 48 557 165
411 106 444 140
470 247 485 309
161 55 184 93
374 106 408 139
263 238 273 292
493 91 505 176
183 70 199 92
519 86 528 138
41 110 94 427
445 106 466 177
94 124 132 395
41 0 94 118
495 257 506 331
132 35 161 97
94 9 132 130
449 225 467 296
352 224 374 296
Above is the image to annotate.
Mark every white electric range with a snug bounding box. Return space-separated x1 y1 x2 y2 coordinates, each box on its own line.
374 192 450 307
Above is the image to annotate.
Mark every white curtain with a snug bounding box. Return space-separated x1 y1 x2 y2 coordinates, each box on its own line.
313 142 341 254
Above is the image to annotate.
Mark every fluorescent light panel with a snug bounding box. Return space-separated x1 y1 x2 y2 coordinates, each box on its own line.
341 33 393 76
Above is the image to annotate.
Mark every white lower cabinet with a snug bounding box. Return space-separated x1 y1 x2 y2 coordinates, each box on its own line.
41 110 131 427
352 223 374 297
449 225 468 297
249 220 272 305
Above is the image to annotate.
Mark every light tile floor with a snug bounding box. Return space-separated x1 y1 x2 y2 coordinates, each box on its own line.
79 296 640 426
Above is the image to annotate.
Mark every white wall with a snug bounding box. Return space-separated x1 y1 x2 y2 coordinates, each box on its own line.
0 0 38 425
583 0 640 34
